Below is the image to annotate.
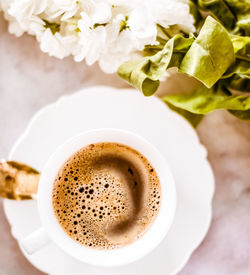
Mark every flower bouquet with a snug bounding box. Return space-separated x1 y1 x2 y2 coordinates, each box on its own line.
1 0 249 126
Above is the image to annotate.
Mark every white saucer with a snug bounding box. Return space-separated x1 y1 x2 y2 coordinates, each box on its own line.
3 86 214 275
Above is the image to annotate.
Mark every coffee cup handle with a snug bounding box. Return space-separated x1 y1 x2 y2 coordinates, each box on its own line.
20 228 50 255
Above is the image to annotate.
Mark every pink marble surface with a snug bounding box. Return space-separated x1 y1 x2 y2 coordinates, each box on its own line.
0 13 250 275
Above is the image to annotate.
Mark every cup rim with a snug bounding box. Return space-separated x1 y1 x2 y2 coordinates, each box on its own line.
38 128 176 267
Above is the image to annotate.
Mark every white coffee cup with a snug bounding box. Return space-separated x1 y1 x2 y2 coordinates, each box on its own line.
21 128 176 267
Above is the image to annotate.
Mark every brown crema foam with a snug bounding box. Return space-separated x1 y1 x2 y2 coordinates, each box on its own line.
52 142 161 249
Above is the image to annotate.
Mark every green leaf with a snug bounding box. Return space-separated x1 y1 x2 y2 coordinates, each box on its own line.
230 35 250 61
197 0 236 30
223 60 250 92
223 60 250 78
193 0 250 35
180 16 235 88
225 0 250 15
161 85 250 115
236 13 250 36
229 109 250 121
117 9 250 122
118 16 235 95
227 77 250 93
117 34 195 96
189 0 203 28
164 100 204 127
157 24 188 40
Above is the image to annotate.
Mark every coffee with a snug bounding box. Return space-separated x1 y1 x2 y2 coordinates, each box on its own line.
52 142 161 249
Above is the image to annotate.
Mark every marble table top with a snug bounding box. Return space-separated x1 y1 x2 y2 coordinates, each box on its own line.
0 13 250 275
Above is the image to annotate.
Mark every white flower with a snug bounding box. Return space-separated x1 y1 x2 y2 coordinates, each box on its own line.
7 0 47 36
39 28 79 59
82 1 112 25
128 6 157 48
0 0 195 73
98 4 157 73
75 12 107 65
0 0 46 36
74 1 112 64
148 0 195 33
44 0 79 21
